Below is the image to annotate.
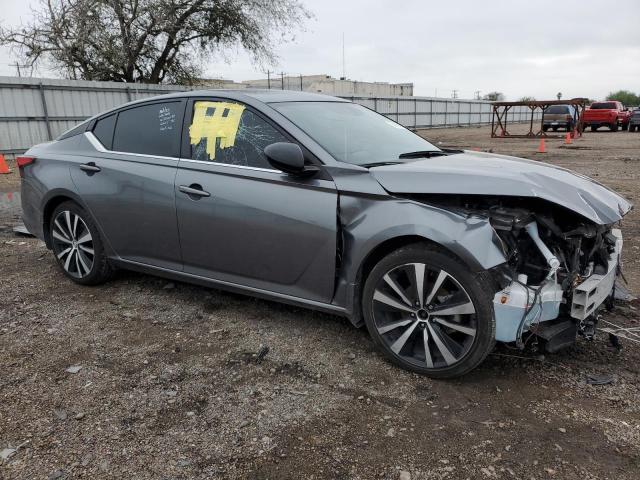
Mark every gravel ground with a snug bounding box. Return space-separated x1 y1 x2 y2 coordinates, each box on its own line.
1 126 640 479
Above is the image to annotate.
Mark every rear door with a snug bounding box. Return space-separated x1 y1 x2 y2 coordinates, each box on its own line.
71 100 185 270
174 98 338 303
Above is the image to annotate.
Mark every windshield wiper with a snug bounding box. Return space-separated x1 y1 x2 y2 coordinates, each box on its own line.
359 161 405 168
398 150 448 159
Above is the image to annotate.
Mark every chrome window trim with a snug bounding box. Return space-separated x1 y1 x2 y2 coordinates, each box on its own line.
84 131 181 161
178 157 281 174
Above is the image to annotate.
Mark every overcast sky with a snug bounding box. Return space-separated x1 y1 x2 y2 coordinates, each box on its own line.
1 0 639 100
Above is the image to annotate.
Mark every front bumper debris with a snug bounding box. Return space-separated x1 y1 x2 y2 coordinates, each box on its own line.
492 228 623 343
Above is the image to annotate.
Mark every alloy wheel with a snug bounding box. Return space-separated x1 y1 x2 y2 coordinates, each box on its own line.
51 210 95 278
372 263 477 369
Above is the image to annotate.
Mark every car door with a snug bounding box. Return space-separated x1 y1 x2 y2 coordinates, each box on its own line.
70 100 185 271
175 97 338 303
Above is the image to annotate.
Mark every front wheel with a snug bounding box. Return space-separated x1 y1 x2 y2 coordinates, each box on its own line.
610 123 619 132
622 122 628 131
362 244 496 378
49 201 114 285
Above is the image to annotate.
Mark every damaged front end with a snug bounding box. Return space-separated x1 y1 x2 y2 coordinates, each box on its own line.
421 195 627 351
487 203 624 351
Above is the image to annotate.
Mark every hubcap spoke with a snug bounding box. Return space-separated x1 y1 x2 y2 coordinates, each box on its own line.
383 273 413 307
426 322 457 366
373 290 415 313
77 249 91 274
72 214 79 238
64 211 73 238
433 317 476 336
431 300 475 316
77 232 92 244
79 245 94 255
422 328 434 368
63 248 74 271
390 320 420 354
377 318 413 335
54 219 71 241
57 247 72 259
425 270 448 306
53 230 72 244
412 263 425 307
75 251 82 276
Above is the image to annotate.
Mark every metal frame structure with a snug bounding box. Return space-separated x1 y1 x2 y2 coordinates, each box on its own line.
491 98 588 138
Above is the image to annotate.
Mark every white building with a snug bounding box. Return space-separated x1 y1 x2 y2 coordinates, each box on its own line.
197 74 413 96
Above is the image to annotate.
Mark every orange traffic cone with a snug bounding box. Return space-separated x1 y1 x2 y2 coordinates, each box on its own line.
0 154 10 174
537 138 546 153
564 132 572 145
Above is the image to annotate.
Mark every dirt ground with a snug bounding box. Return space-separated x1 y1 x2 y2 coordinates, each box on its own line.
2 126 640 479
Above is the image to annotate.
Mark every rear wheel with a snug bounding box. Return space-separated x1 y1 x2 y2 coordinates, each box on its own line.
542 125 549 132
552 126 558 132
610 123 618 132
591 125 598 131
622 122 628 131
362 244 495 378
49 201 114 285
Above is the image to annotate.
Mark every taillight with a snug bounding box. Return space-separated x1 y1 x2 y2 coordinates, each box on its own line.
16 156 36 177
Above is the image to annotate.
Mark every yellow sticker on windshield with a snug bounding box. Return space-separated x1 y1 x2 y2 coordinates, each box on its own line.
189 101 246 160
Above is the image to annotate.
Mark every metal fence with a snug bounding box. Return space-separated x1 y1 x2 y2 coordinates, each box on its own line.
0 76 537 156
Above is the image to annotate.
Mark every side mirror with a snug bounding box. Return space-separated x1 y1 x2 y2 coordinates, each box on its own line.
264 142 319 176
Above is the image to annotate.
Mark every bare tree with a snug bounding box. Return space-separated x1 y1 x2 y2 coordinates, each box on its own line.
0 0 312 84
518 96 535 102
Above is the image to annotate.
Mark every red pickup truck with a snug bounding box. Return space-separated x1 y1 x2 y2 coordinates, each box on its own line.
582 101 631 132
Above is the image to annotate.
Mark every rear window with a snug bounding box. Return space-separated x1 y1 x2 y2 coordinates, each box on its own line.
92 114 116 149
545 106 570 114
591 102 617 109
112 101 183 157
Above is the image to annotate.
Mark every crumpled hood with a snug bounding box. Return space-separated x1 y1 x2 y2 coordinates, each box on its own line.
370 150 632 225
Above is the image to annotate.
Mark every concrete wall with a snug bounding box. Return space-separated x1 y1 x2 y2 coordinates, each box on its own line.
0 76 536 156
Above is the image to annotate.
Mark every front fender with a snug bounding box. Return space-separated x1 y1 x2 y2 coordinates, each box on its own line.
334 194 507 322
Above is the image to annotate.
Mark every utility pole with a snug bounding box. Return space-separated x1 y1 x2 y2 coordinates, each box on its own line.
279 72 285 90
452 89 459 99
267 70 271 89
300 74 303 91
342 33 346 80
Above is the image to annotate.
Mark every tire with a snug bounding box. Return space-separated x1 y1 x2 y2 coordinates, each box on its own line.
610 123 618 132
362 243 496 379
552 126 558 132
631 125 637 132
49 201 114 285
542 125 549 132
622 122 628 131
591 125 598 132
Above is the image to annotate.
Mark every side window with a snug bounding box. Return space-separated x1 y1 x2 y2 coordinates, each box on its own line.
92 114 116 149
188 100 288 169
113 102 182 157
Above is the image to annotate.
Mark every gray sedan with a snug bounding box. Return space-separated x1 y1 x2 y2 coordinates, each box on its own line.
18 90 631 378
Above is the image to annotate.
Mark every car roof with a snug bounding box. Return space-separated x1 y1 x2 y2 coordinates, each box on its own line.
138 88 348 104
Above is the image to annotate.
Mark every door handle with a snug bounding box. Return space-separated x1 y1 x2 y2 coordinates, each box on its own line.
79 162 101 173
179 184 211 198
